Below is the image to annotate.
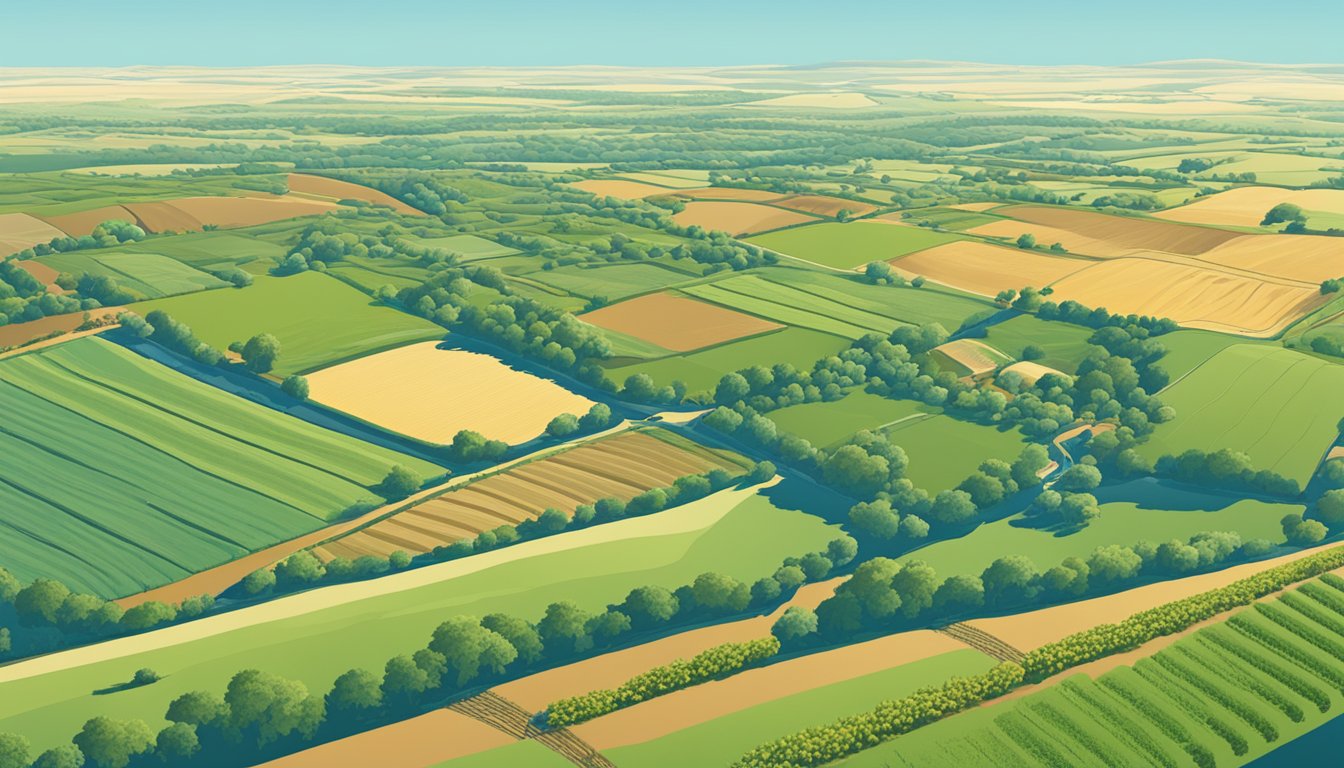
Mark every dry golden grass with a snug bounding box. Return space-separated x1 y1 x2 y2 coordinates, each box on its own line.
314 430 746 560
1048 258 1321 336
990 205 1242 256
741 92 878 109
39 205 139 237
672 201 817 236
157 195 338 228
570 179 675 199
1196 234 1344 283
891 240 1089 295
287 173 421 215
932 339 1005 377
1001 361 1067 385
123 201 202 233
773 194 877 218
580 292 781 352
255 709 513 768
0 213 65 255
306 342 595 445
1154 186 1344 228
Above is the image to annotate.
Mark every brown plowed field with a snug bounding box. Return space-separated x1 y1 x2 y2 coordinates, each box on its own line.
1048 258 1322 336
1196 233 1344 283
12 259 61 289
123 201 203 233
312 430 747 560
0 212 65 255
287 173 422 215
580 292 782 352
772 195 878 218
39 205 140 236
672 201 817 236
0 307 121 349
157 195 338 228
989 205 1242 255
892 240 1089 294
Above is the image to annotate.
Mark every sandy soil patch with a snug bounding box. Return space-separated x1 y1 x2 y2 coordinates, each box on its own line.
8 474 755 685
1048 258 1321 336
306 342 594 445
773 194 878 218
1001 361 1066 385
0 307 121 350
672 201 817 236
0 213 65 256
1196 233 1344 283
570 179 676 200
38 205 140 237
573 630 966 749
980 205 1242 256
1154 187 1344 228
495 578 841 712
742 92 878 109
892 240 1089 295
580 292 781 352
287 173 421 215
316 430 746 560
256 709 513 768
967 540 1344 652
122 201 203 233
157 195 338 228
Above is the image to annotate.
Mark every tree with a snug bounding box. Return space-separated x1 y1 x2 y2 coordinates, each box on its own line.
240 333 281 373
224 669 322 747
578 403 613 431
538 601 594 657
14 579 70 625
981 556 1039 606
690 572 750 614
72 717 153 768
546 413 580 437
31 745 84 768
154 723 199 764
1055 464 1102 492
927 490 977 526
119 601 176 632
481 614 544 666
823 445 889 498
1010 444 1051 487
378 465 422 499
1088 544 1142 583
165 691 227 728
381 655 431 707
621 586 679 630
0 734 29 768
848 500 901 540
933 574 984 610
1016 233 1037 250
280 374 309 400
274 552 326 589
1262 202 1306 227
427 616 517 687
771 606 818 644
326 669 383 718
1317 489 1344 527
241 568 275 595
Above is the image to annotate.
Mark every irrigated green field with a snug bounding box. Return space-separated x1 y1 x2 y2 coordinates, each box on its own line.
1137 344 1344 485
747 221 964 270
0 337 441 597
134 271 444 374
0 483 839 752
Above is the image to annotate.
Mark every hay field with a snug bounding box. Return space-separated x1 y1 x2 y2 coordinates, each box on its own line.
987 205 1242 256
134 272 443 375
1154 186 1344 228
155 195 338 228
0 336 441 597
671 201 817 236
891 240 1090 295
673 188 785 202
287 173 421 214
933 339 1011 377
740 92 878 108
1196 233 1344 283
123 200 202 232
305 342 595 445
0 212 64 255
1047 258 1320 336
999 361 1066 385
313 429 749 559
39 204 140 236
580 292 782 352
1137 344 1344 485
570 179 674 199
772 195 877 218
748 221 964 269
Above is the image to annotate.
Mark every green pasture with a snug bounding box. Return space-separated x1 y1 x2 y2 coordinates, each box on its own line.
769 390 936 449
981 315 1096 374
884 414 1033 493
747 221 964 270
605 327 849 393
37 250 227 299
133 271 444 375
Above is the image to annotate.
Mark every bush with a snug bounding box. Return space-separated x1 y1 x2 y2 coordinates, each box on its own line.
280 374 309 400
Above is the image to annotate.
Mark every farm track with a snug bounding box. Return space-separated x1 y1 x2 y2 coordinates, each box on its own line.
448 691 616 768
938 622 1026 663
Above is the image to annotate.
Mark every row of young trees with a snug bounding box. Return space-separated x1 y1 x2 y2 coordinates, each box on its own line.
772 528 1276 648
735 544 1344 768
0 537 856 768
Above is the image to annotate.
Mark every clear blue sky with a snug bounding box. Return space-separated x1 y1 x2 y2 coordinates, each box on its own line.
6 0 1341 67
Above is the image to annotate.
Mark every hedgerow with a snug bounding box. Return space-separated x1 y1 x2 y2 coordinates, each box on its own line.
543 637 780 727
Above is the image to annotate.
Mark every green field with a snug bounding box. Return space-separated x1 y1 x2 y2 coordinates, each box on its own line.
133 271 444 374
981 315 1096 374
683 274 905 339
747 221 964 270
1137 344 1344 484
0 484 839 751
530 262 699 300
899 207 1003 231
753 266 995 331
0 337 441 597
402 233 518 260
99 231 288 272
1155 328 1257 384
604 649 996 768
605 327 850 393
435 742 572 767
36 250 228 299
884 414 1033 493
768 390 936 449
842 577 1344 767
904 481 1292 578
